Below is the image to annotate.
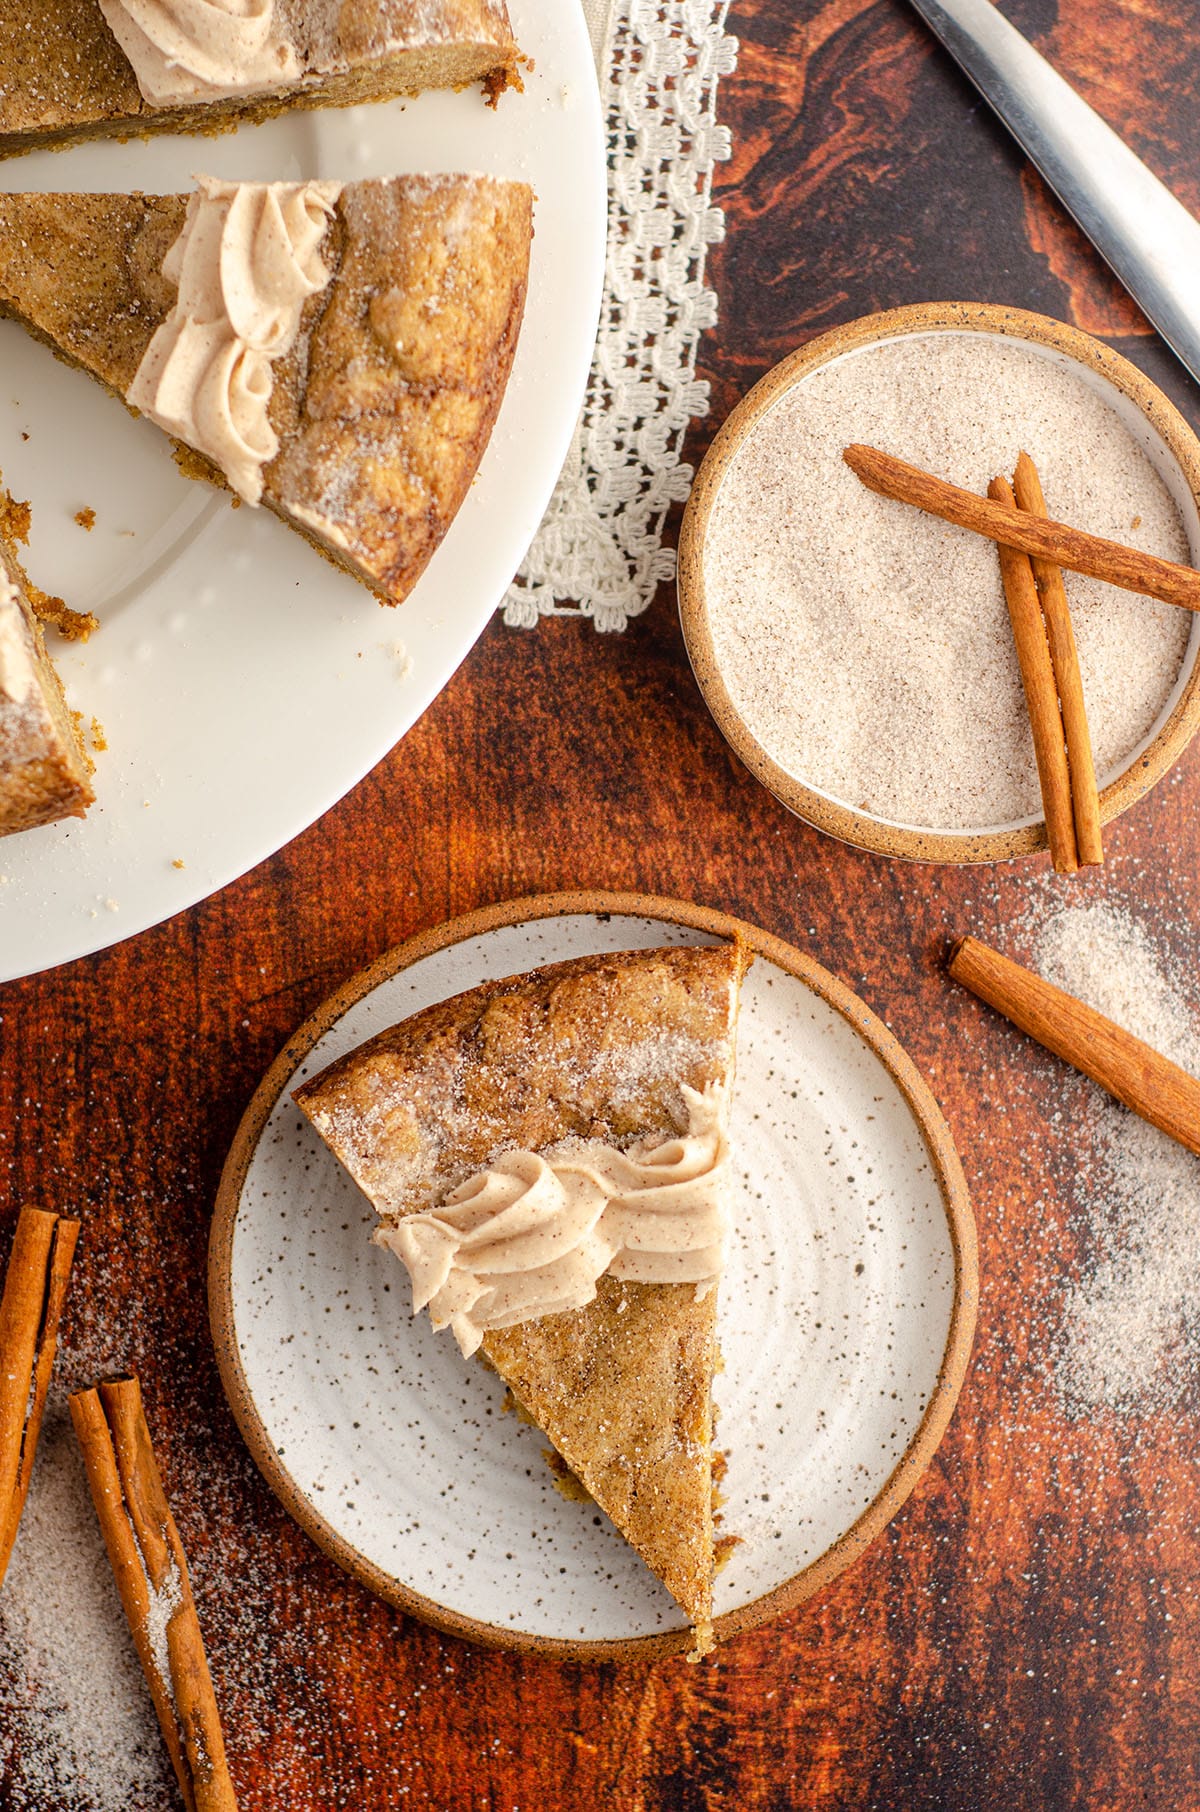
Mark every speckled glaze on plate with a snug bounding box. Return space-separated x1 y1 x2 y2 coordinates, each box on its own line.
209 893 977 1659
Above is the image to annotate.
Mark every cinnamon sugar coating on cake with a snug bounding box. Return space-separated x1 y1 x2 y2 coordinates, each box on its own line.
0 177 532 605
296 942 749 1630
269 176 532 602
0 193 186 397
0 2 521 158
489 1273 721 1624
296 945 743 1216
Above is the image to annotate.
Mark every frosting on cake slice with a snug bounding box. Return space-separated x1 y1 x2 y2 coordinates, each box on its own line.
293 942 750 1644
0 176 532 605
0 497 93 837
0 2 522 159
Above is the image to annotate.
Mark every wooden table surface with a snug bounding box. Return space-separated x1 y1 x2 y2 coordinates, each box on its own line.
5 2 1200 1806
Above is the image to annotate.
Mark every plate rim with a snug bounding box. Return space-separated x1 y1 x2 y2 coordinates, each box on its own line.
208 889 979 1660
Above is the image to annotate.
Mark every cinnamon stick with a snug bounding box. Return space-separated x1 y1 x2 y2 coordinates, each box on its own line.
69 1377 238 1812
949 935 1200 1156
988 475 1078 873
0 1207 79 1587
1013 450 1104 866
844 443 1200 612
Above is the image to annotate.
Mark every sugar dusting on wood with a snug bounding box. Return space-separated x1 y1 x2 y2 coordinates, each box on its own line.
1031 902 1200 1416
0 1404 174 1810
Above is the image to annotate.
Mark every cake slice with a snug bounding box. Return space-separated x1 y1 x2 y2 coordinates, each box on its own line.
0 494 93 836
0 174 532 605
294 942 749 1645
0 3 522 160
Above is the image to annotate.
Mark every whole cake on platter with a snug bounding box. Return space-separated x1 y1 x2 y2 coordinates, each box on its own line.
0 1 522 158
294 941 750 1653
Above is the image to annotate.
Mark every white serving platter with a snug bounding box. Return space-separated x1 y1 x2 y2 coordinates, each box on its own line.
0 1 605 981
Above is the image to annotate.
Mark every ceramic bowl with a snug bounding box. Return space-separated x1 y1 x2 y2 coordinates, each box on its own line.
678 302 1200 863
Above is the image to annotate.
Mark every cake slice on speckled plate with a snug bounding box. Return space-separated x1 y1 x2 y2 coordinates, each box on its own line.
294 942 750 1652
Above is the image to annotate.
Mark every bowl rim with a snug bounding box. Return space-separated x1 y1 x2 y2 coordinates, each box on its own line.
677 300 1200 864
208 888 978 1661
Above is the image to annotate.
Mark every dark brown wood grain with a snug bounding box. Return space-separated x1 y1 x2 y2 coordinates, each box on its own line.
3 2 1200 1807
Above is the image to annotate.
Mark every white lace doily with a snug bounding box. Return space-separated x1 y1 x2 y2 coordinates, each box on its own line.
501 0 737 631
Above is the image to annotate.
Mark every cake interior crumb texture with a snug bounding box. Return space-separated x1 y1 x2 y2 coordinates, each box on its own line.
0 501 93 838
704 333 1195 831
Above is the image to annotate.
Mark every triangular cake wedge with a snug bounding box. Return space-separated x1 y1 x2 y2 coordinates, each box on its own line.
0 491 93 836
0 176 532 605
0 3 521 160
294 942 750 1640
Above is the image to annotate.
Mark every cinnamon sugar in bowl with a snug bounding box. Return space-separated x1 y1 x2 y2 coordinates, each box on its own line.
678 303 1200 862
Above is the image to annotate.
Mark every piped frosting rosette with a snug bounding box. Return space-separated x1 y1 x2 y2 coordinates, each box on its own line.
127 178 342 504
98 0 300 107
378 1083 732 1356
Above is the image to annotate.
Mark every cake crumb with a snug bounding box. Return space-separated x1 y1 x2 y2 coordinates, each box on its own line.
30 585 98 643
74 508 96 532
384 638 414 679
171 859 185 870
0 491 31 544
90 719 107 752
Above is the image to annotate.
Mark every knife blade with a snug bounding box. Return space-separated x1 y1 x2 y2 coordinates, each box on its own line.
906 0 1200 388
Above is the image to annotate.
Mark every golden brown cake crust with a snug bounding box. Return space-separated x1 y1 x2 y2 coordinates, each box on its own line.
0 2 521 156
295 944 746 1214
0 494 94 837
295 942 750 1626
0 178 533 606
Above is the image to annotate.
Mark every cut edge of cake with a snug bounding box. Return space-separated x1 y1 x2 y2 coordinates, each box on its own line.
0 487 94 837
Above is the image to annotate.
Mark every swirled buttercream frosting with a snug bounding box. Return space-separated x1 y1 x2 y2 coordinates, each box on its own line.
127 177 342 504
377 1083 732 1357
98 0 301 107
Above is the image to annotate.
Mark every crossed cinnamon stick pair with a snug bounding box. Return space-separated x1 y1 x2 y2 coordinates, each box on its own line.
0 1211 237 1812
844 442 1200 873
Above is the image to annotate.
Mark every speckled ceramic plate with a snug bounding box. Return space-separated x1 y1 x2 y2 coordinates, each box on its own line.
209 893 977 1659
0 0 604 982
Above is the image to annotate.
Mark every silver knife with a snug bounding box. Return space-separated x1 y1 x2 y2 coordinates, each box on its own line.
906 0 1200 387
